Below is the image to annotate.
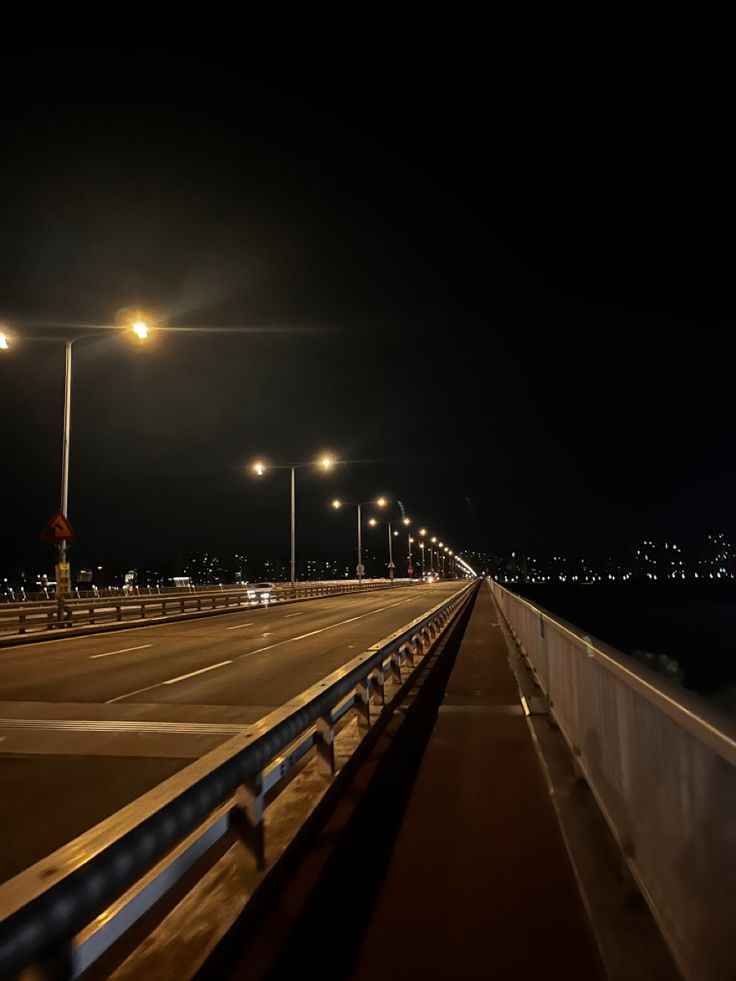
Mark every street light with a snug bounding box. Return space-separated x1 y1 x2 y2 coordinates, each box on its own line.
252 454 336 585
332 496 386 583
367 514 399 580
418 528 427 576
401 517 413 576
1 313 155 594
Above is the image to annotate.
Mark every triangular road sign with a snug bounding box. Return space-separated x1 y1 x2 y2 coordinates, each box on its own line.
41 510 76 543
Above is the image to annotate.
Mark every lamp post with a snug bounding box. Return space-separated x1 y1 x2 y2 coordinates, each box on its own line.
332 496 386 583
368 516 401 580
0 315 153 594
418 528 427 576
253 455 335 585
401 517 412 576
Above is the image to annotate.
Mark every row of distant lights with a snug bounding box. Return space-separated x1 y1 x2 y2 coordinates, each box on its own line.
250 458 477 577
501 570 735 583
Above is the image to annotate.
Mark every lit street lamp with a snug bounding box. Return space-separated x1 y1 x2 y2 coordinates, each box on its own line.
332 496 386 583
418 528 427 576
368 515 401 580
1 313 154 594
402 517 413 575
252 455 335 585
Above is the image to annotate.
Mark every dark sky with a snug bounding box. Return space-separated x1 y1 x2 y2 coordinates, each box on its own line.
1 25 734 575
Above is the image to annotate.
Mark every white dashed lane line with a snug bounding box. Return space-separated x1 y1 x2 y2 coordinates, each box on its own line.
90 644 152 660
162 661 233 685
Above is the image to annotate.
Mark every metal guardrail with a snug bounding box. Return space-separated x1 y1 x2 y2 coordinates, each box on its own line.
0 580 410 637
489 579 736 981
0 580 405 604
0 582 475 978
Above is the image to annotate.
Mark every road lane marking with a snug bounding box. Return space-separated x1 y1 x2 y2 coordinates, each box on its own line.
163 661 233 685
106 660 233 703
0 718 252 736
90 644 152 660
225 622 254 631
284 612 303 618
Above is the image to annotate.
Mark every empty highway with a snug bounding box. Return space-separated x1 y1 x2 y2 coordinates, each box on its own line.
0 581 463 882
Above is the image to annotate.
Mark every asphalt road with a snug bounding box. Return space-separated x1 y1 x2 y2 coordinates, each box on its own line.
0 582 463 883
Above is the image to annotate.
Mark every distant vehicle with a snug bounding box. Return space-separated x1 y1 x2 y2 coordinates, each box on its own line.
246 582 276 603
422 573 439 583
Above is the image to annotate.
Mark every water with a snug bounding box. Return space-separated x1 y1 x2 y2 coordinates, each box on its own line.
512 582 736 716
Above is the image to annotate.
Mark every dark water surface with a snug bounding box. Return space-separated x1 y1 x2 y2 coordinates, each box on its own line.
511 582 736 714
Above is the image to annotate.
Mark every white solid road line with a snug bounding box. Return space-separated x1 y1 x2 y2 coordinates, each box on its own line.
106 660 233 703
284 612 303 618
163 661 233 685
90 644 152 660
225 622 253 631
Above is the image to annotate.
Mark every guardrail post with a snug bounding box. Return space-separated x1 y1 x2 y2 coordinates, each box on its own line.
390 650 403 684
232 776 266 871
411 632 424 657
355 677 372 727
315 715 335 776
370 669 386 706
18 613 26 635
400 641 415 669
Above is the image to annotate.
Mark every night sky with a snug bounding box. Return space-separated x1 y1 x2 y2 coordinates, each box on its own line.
1 26 734 576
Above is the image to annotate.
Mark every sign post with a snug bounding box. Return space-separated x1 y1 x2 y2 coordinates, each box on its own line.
41 510 76 598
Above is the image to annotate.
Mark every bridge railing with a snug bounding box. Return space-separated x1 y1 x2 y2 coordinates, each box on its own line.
0 582 475 978
489 579 736 981
0 579 413 637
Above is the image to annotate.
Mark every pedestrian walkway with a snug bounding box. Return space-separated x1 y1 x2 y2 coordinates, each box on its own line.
348 580 604 979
